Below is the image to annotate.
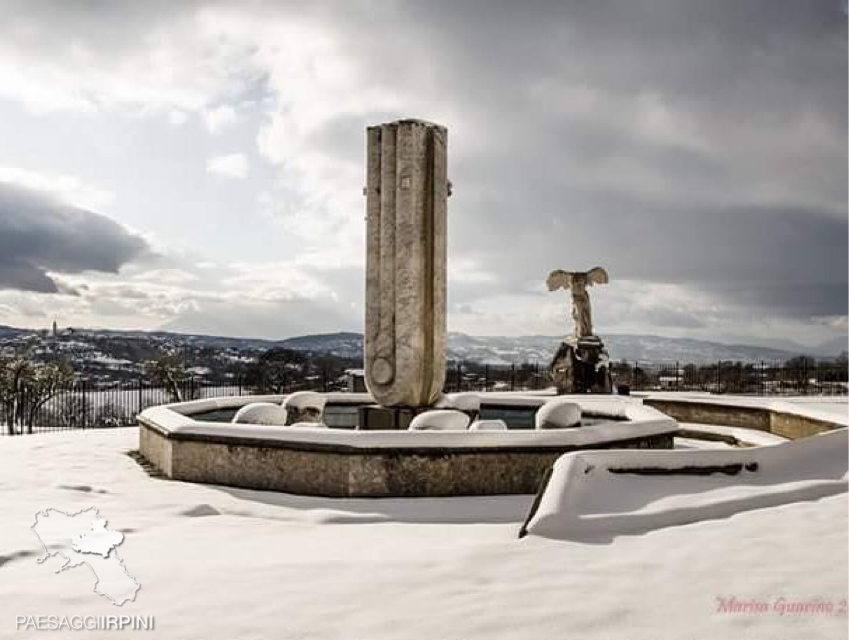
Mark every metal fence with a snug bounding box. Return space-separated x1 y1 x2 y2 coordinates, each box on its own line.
608 360 848 396
1 360 845 435
0 374 342 436
444 362 547 393
446 360 848 396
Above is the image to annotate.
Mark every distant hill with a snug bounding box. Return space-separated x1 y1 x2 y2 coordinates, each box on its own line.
599 334 801 365
277 331 815 364
279 332 363 358
1 324 842 365
814 335 848 357
0 324 28 339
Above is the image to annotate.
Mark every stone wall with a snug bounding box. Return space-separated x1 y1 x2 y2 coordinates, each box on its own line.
769 411 842 439
139 422 173 476
139 422 673 497
644 400 770 431
643 399 842 439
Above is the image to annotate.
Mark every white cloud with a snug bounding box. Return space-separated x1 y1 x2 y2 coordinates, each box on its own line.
0 167 114 209
131 269 199 285
0 6 262 115
202 104 238 132
812 315 849 331
2 257 353 338
223 261 335 302
449 257 497 284
206 153 248 179
168 109 189 126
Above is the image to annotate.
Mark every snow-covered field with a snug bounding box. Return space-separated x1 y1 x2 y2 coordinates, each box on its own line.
1 427 846 640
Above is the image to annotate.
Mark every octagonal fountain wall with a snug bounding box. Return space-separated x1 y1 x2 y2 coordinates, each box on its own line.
137 393 678 497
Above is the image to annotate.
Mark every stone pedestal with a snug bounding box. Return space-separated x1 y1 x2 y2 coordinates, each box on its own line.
364 119 448 407
357 404 430 430
549 335 612 394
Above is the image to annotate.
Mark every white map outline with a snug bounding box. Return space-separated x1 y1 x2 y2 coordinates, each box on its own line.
31 507 140 606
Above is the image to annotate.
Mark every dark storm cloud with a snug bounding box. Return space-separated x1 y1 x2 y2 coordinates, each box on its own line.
401 0 846 120
455 186 848 314
341 0 847 320
639 307 708 330
0 183 150 293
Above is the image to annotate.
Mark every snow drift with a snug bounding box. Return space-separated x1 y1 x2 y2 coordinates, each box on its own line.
520 427 848 541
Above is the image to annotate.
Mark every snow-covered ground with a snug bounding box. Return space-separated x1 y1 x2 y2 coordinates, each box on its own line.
1 427 846 640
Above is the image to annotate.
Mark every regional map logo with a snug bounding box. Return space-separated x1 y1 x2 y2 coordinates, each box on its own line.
30 507 139 605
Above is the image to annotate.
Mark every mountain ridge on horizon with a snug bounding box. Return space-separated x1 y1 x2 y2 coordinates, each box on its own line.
1 323 844 364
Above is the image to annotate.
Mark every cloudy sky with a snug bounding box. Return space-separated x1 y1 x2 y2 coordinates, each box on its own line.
0 0 845 347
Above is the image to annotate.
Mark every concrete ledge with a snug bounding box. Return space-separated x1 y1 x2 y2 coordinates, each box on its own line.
643 396 846 439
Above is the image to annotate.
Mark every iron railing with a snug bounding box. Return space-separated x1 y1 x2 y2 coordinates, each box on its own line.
1 360 845 435
0 374 343 436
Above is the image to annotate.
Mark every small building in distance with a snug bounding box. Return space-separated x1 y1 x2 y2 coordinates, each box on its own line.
345 369 367 393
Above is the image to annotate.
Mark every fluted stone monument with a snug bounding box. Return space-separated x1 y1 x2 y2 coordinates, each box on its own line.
363 119 448 413
546 267 613 394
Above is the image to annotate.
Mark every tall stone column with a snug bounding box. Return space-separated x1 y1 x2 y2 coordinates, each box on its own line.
364 119 448 407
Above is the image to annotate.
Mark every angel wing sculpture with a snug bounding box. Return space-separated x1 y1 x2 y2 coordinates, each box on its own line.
546 267 609 338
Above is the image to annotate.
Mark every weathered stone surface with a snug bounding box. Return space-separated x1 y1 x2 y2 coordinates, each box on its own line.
364 119 448 407
138 422 676 497
436 392 481 412
231 402 288 426
283 391 326 425
550 337 613 394
644 399 843 439
408 409 470 431
138 421 173 476
769 412 838 439
469 419 508 431
436 392 481 422
535 400 582 429
646 400 770 431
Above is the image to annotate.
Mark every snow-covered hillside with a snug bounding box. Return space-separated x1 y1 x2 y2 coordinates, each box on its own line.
279 331 810 364
2 324 838 368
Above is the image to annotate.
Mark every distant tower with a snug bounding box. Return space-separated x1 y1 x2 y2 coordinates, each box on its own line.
52 320 58 340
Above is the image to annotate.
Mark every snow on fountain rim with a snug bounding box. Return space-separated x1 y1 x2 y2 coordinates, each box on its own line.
137 393 678 450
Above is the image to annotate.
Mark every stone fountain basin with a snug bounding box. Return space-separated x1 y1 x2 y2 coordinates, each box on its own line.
137 393 678 497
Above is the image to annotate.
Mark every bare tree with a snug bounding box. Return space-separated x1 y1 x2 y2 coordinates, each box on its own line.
0 356 29 435
245 348 306 394
143 354 189 402
0 356 74 434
